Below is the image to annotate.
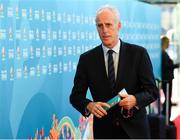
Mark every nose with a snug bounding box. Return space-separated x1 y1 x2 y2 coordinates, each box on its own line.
102 25 107 33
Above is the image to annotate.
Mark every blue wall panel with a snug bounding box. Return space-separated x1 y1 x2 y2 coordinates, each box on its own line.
0 0 161 139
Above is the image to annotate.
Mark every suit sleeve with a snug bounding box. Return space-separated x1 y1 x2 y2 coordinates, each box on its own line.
69 54 92 116
134 49 159 108
163 51 179 70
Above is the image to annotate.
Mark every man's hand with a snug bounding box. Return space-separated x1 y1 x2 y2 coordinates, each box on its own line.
119 94 137 110
86 102 110 118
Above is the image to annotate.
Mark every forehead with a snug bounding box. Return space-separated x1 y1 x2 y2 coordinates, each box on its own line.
96 9 115 23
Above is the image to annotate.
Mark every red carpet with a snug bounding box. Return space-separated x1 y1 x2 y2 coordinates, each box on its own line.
173 115 180 139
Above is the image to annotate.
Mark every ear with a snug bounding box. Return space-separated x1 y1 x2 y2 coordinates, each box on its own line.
118 21 121 30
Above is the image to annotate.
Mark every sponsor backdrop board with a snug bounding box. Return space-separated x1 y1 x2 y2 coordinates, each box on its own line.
0 0 161 139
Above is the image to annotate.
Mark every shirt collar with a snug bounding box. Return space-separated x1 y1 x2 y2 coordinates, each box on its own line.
102 39 120 55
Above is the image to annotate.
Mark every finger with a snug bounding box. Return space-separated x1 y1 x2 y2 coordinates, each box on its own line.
92 105 104 118
119 97 132 108
94 111 102 118
100 102 111 108
122 105 131 110
95 108 106 117
121 102 134 109
98 105 108 115
99 102 110 115
95 103 108 115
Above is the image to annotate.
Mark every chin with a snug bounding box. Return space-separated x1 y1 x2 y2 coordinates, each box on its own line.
103 41 110 45
103 42 113 47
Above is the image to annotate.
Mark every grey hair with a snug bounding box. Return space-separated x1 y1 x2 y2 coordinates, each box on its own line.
95 4 120 23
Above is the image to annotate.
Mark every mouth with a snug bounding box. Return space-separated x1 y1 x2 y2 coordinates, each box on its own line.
102 35 110 40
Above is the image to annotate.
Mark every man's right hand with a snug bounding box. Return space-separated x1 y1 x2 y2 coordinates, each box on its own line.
86 102 110 118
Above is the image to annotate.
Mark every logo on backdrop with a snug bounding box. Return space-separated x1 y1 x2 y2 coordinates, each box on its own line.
30 114 93 139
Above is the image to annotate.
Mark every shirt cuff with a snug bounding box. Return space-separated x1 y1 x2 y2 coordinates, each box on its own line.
85 108 90 117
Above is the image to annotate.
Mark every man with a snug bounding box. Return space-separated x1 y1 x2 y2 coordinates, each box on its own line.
70 5 158 139
161 36 180 122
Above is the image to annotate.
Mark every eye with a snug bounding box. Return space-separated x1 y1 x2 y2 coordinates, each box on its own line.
106 23 112 28
97 23 103 28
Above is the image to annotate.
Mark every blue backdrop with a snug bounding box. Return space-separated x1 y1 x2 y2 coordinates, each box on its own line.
0 0 161 139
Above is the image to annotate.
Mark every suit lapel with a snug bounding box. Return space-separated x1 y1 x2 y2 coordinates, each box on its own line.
96 45 116 98
115 41 126 91
96 45 109 82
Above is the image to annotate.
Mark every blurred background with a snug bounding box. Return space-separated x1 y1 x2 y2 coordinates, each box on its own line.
139 0 180 122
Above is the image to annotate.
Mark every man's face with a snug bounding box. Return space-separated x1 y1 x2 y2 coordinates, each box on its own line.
96 9 121 48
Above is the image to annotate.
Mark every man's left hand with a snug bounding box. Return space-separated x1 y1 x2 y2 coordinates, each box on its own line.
118 95 137 110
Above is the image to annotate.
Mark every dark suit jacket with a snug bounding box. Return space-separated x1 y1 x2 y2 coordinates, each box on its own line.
70 40 158 138
162 50 179 81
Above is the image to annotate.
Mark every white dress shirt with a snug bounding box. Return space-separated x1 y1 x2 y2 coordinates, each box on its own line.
102 40 120 80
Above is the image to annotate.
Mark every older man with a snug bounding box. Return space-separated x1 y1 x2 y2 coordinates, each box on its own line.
70 5 158 139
